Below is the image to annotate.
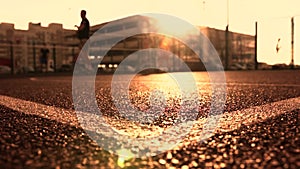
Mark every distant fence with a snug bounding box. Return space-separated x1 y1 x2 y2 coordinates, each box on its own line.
0 40 78 74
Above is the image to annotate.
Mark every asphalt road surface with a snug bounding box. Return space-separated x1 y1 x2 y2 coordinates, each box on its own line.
0 70 299 169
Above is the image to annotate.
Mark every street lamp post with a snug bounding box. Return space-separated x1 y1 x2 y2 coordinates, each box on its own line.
225 0 230 70
291 17 294 69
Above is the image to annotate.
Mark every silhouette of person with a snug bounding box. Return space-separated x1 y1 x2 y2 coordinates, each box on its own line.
75 10 92 71
75 10 90 49
40 43 49 72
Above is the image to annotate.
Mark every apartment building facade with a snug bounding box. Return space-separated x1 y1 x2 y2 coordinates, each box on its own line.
0 22 78 73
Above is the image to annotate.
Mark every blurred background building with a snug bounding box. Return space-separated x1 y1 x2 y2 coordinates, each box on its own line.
0 15 255 74
0 22 78 73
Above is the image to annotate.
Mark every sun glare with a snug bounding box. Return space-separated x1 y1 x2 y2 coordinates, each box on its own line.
146 14 197 39
160 37 171 49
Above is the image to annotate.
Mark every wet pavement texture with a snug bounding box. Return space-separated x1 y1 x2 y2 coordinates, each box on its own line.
0 70 299 168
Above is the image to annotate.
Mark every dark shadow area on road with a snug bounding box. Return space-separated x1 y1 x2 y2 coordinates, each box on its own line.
0 105 117 169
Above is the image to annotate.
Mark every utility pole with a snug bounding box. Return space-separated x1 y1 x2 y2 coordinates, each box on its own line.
291 17 294 69
255 22 258 70
225 26 229 70
225 0 230 70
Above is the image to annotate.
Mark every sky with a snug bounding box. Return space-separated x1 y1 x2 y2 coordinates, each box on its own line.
1 0 300 65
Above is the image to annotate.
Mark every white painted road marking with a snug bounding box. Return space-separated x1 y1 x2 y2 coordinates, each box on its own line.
0 95 78 127
183 96 300 144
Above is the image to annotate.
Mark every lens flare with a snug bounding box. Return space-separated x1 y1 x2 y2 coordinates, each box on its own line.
116 148 134 168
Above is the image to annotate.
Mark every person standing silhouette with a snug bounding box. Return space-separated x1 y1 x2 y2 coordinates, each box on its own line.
76 10 90 49
75 10 91 71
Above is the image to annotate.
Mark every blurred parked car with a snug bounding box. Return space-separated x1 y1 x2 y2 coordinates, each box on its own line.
0 65 11 74
272 63 289 70
58 64 73 72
